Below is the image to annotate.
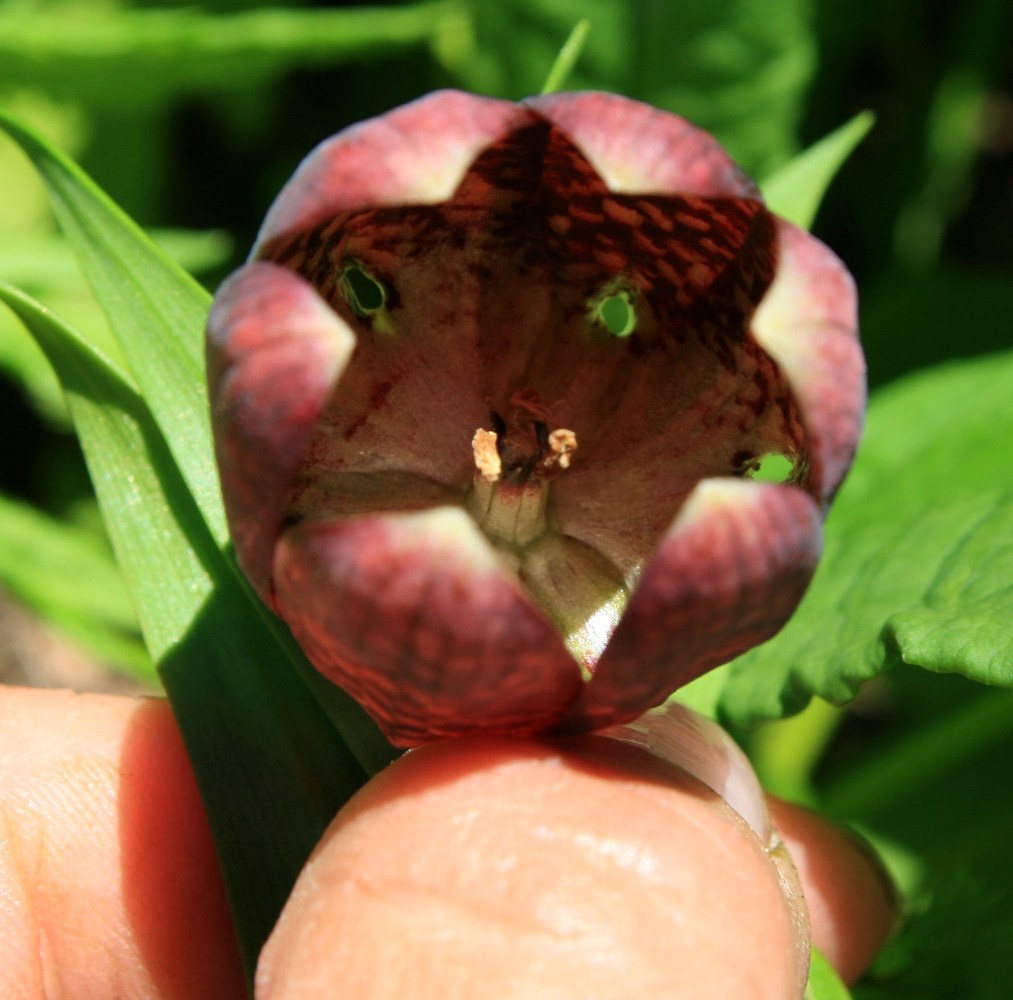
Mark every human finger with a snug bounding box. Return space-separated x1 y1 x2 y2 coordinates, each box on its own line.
0 686 245 1000
768 795 898 986
257 732 808 1000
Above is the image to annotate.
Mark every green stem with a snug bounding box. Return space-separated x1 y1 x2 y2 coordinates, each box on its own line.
749 697 844 803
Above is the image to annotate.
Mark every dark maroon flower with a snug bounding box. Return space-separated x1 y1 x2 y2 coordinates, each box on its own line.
207 91 864 747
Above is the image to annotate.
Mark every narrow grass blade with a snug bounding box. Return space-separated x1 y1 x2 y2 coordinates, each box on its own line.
541 19 591 94
0 280 387 983
0 111 394 774
0 111 227 545
761 111 875 229
0 492 152 681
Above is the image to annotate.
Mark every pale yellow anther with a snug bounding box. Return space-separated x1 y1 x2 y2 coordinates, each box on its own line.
472 428 502 483
546 428 578 470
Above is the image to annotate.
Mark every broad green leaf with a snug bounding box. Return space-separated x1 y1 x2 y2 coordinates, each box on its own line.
761 111 875 229
805 948 852 1000
0 491 152 680
449 0 816 177
0 280 387 982
0 111 227 545
855 866 1013 1000
721 351 1013 726
0 2 462 109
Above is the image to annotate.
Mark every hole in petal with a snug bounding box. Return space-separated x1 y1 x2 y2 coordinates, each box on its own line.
342 263 386 315
593 290 637 337
752 453 795 484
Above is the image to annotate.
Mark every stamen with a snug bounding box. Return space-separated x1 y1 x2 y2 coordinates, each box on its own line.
469 417 577 548
472 428 502 483
544 428 577 471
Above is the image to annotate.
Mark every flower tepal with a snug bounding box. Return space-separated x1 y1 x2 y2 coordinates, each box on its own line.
207 91 864 747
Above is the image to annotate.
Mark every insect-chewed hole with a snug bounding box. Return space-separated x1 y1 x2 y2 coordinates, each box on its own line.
342 264 386 314
593 290 637 337
753 453 796 484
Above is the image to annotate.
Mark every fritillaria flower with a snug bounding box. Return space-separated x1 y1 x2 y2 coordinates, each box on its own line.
207 91 864 747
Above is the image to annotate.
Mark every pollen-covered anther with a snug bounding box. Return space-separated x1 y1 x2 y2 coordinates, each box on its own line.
472 428 502 483
543 428 577 471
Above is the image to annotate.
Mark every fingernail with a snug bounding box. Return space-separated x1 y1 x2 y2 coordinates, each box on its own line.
600 702 771 844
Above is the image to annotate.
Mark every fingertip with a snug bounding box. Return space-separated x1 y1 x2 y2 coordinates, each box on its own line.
258 736 806 999
768 796 899 985
0 687 244 1000
118 696 247 1000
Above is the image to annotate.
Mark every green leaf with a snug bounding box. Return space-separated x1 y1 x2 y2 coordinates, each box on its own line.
721 350 1013 727
0 110 228 546
805 947 852 1000
448 0 816 177
0 304 70 424
540 18 591 94
0 111 400 978
0 491 152 681
0 226 230 423
0 280 385 983
854 865 1013 1000
0 2 462 109
0 229 231 288
761 110 875 229
0 110 395 766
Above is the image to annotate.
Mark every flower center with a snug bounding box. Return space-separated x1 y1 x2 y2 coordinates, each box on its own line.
467 390 578 549
464 396 619 676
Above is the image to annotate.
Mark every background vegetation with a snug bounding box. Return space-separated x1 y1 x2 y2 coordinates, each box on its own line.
1 1 1011 996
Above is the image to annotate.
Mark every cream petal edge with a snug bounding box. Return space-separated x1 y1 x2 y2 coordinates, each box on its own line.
751 219 865 504
255 91 531 248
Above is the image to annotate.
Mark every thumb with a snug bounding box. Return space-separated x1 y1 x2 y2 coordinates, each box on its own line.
256 728 808 999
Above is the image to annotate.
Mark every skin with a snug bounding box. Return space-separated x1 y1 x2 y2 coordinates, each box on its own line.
0 687 896 998
767 796 899 986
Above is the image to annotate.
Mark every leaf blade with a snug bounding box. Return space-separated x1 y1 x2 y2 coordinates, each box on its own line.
804 947 852 1000
0 3 461 108
0 279 389 981
540 19 591 95
760 111 875 229
0 112 396 768
0 110 227 544
721 351 1013 726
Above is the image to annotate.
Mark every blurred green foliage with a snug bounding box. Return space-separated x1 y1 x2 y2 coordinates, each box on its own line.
3 0 1009 679
1 0 1011 995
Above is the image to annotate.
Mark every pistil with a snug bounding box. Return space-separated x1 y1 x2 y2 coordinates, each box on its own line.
469 469 549 547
